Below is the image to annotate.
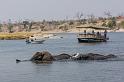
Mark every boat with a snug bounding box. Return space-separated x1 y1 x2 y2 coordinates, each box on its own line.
26 34 46 44
26 39 45 44
25 33 62 44
76 25 109 43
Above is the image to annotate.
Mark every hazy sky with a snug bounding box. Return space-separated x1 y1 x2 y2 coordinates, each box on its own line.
0 0 123 21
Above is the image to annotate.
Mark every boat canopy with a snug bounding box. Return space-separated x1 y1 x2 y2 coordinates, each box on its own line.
76 25 109 30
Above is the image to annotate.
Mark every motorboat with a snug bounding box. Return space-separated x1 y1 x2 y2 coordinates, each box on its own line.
26 34 45 44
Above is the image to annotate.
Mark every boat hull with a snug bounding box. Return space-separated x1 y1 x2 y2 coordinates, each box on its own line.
31 40 45 44
77 38 108 43
26 40 45 44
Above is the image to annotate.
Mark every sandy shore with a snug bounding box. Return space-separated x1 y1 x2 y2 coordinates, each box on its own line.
113 29 124 32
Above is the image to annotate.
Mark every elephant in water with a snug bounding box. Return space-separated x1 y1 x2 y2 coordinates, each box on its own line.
16 51 118 64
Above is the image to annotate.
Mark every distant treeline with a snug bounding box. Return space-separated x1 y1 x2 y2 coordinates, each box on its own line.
0 12 124 33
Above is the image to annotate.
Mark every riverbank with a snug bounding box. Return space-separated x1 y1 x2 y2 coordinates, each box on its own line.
0 28 123 40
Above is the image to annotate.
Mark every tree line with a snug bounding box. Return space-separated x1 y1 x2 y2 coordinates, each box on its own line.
0 11 124 33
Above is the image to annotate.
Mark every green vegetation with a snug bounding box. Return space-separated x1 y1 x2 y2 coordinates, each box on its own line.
119 21 124 28
102 22 107 27
28 22 33 32
106 17 116 29
8 24 13 33
8 19 14 33
0 24 2 32
23 21 29 31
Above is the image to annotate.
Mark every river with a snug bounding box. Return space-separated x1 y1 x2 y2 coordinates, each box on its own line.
0 32 124 82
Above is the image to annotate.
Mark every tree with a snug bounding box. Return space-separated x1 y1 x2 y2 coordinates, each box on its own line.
23 21 29 31
8 24 13 33
8 19 13 33
0 23 2 32
102 22 107 27
28 22 33 32
104 11 112 19
40 24 45 31
76 12 84 24
58 23 68 31
87 14 96 24
17 20 23 32
106 18 116 29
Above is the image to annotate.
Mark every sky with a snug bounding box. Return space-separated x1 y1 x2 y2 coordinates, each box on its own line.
0 0 123 21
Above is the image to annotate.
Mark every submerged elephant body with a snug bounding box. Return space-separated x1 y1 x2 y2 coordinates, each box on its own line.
16 51 117 63
72 53 117 60
53 53 71 60
30 51 117 62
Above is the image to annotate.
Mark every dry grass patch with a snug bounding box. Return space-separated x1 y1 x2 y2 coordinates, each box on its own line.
0 32 34 40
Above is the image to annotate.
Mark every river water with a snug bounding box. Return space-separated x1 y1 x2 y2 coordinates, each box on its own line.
0 32 124 82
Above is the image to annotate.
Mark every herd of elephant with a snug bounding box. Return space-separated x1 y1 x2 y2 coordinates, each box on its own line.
16 51 119 64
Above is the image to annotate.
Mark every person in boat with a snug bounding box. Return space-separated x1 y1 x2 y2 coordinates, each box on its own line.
84 30 86 35
31 39 34 42
96 31 102 37
96 32 99 36
84 30 87 37
92 30 95 34
26 37 30 43
92 30 95 37
104 30 107 39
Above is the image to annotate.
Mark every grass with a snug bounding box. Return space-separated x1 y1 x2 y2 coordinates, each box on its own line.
0 32 34 40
